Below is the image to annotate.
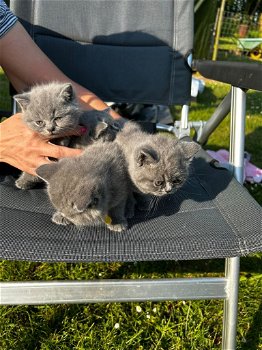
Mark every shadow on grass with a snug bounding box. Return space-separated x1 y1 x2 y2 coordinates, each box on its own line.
240 302 262 350
195 85 219 105
101 255 261 279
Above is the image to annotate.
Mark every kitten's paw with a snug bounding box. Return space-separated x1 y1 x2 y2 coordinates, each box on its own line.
125 196 136 218
107 222 128 232
134 194 152 211
125 210 135 219
52 212 71 226
15 179 35 190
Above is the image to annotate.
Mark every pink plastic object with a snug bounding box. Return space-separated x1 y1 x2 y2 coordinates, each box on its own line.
207 149 262 184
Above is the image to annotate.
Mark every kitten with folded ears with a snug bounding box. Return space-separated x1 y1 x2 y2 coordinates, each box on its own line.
36 142 130 232
14 81 119 189
116 121 200 213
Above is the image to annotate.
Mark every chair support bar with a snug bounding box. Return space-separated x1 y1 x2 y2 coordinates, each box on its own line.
229 86 246 184
221 86 245 350
0 277 228 305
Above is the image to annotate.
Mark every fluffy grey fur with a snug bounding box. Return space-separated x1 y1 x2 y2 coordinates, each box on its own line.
14 82 119 189
36 142 130 232
116 121 200 197
14 82 81 137
69 109 120 149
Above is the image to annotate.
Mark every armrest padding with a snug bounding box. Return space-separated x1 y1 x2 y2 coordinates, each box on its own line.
194 60 262 91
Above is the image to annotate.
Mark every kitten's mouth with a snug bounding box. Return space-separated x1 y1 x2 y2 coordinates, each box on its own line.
153 188 177 196
45 132 59 138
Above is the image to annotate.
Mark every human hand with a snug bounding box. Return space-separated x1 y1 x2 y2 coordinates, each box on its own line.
0 113 84 175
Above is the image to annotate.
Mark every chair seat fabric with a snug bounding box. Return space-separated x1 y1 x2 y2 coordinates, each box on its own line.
1 150 261 263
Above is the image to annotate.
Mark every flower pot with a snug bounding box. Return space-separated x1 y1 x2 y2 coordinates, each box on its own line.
239 24 249 38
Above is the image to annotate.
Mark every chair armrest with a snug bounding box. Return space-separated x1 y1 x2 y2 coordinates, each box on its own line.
193 60 262 91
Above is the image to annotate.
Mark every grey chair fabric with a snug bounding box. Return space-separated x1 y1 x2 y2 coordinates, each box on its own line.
1 149 261 262
10 0 193 105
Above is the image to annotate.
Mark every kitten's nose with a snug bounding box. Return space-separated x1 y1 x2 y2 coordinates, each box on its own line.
47 126 55 133
165 184 173 193
73 204 85 213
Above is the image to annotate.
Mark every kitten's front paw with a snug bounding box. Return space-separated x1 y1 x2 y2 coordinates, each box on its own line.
52 212 71 226
125 201 136 218
126 211 135 219
107 222 128 232
15 178 35 190
135 195 152 211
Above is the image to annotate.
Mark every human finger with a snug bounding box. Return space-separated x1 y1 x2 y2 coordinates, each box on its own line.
44 142 83 160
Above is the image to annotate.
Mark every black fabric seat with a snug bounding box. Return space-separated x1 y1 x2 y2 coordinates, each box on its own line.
1 149 260 263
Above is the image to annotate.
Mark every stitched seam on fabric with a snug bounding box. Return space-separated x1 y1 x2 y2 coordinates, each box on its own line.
35 34 171 47
3 244 262 260
2 205 52 216
2 205 215 214
213 193 250 255
144 207 216 219
168 0 176 105
173 206 216 214
30 0 35 40
173 0 177 51
196 176 248 255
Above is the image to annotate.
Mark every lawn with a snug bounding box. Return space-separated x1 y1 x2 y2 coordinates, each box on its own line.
0 70 261 350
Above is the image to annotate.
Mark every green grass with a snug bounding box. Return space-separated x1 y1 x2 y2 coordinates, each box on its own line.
1 71 262 350
0 68 12 112
217 37 262 63
218 37 238 51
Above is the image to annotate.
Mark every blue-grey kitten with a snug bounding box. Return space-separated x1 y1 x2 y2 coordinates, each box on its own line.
36 142 130 232
116 121 200 197
14 82 119 189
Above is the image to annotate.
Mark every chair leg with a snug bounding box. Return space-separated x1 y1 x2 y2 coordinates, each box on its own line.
222 257 240 350
222 86 246 349
228 86 246 183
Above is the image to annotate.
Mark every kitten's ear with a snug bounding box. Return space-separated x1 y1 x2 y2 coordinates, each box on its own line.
13 93 31 111
36 163 60 183
59 83 75 102
179 141 201 160
136 146 159 166
94 121 108 139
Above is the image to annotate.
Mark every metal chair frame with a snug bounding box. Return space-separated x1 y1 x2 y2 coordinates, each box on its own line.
1 86 246 350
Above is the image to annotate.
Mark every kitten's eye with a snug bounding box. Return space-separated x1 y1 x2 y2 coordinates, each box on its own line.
87 197 99 208
172 178 182 185
54 117 63 125
92 197 99 206
35 120 45 127
154 180 164 187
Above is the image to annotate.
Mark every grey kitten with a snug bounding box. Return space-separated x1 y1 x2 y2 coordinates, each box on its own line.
69 109 120 149
14 82 119 189
36 142 130 232
116 121 200 197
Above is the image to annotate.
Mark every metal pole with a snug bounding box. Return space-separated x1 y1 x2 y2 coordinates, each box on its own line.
212 0 226 61
179 54 193 138
229 87 246 184
222 257 240 350
222 86 246 350
197 90 231 144
0 278 228 305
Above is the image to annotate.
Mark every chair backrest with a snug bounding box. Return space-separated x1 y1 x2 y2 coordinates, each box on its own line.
10 0 194 105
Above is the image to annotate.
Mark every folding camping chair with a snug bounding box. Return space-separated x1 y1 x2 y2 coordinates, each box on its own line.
1 1 261 349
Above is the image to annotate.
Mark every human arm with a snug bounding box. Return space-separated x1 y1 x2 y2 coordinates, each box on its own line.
0 20 122 121
0 3 124 174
